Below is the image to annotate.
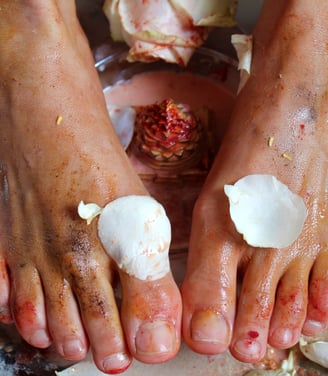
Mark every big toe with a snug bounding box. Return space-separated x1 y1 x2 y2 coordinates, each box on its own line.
120 271 182 364
181 199 240 355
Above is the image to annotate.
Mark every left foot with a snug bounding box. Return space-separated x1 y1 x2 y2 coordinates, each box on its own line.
0 1 181 373
182 0 328 363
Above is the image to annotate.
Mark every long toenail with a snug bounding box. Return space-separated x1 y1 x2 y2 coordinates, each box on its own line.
102 353 131 373
233 337 262 359
60 338 84 359
191 310 230 344
135 320 176 355
29 329 51 347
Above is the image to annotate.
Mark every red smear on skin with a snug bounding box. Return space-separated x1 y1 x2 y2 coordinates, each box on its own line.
0 313 13 324
278 288 305 318
248 330 259 339
244 339 255 347
298 123 305 139
108 363 131 375
15 300 37 327
0 261 8 281
309 278 328 320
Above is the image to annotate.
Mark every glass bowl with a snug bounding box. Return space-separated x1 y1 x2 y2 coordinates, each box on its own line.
95 46 239 265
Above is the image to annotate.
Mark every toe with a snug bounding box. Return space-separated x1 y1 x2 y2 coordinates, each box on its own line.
181 197 239 355
230 250 281 363
0 257 12 324
11 264 52 348
43 275 88 361
62 242 132 374
268 264 308 348
120 271 182 364
75 279 131 373
303 251 328 335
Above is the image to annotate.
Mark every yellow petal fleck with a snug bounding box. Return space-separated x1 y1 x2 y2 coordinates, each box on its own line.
282 153 293 161
56 115 63 125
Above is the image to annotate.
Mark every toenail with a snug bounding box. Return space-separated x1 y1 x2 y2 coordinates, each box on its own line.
29 329 51 347
271 327 293 345
307 319 324 328
135 320 176 355
233 337 262 359
102 352 130 373
191 310 230 344
303 319 324 335
61 338 84 359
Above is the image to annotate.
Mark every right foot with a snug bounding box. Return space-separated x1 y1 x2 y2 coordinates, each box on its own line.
182 0 328 363
0 1 181 373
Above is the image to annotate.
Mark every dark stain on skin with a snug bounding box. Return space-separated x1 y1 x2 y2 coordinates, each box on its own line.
87 293 108 317
61 229 113 318
62 229 96 279
70 230 92 254
74 285 110 319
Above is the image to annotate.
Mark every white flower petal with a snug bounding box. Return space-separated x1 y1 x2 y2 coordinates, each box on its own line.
103 0 236 64
231 34 253 93
97 195 171 280
299 337 328 368
103 0 124 41
170 0 237 27
224 174 307 248
107 104 135 150
77 201 102 225
244 351 296 376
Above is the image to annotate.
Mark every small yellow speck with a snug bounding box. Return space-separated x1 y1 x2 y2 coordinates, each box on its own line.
282 153 293 161
268 136 274 147
56 115 63 125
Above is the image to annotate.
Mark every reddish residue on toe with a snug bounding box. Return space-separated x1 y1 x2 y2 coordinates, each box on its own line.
0 262 8 281
108 364 131 375
248 330 259 339
309 278 328 318
15 300 37 326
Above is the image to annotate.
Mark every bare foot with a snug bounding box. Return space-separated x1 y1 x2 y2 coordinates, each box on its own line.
0 1 181 373
182 0 328 363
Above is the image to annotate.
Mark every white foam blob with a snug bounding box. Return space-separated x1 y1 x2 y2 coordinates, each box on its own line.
78 196 171 280
224 174 307 248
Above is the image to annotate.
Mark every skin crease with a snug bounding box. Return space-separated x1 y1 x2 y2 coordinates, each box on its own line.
182 0 328 364
0 0 181 374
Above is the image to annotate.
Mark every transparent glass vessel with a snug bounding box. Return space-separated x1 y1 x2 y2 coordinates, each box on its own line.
96 47 239 279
